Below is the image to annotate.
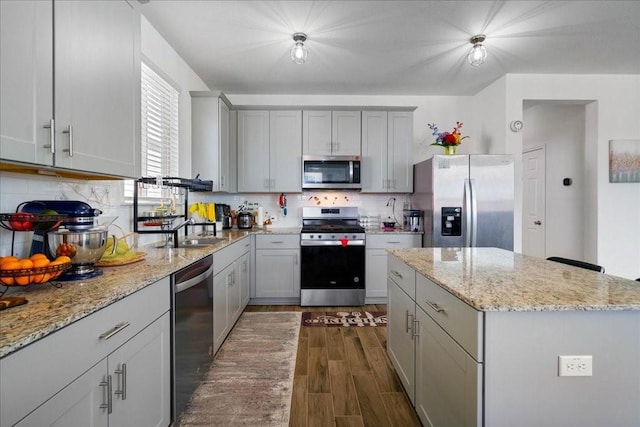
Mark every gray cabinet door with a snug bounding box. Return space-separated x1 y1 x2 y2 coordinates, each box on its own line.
415 307 482 427
54 0 140 177
387 278 416 404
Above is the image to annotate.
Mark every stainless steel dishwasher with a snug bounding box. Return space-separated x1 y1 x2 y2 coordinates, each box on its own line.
171 254 214 423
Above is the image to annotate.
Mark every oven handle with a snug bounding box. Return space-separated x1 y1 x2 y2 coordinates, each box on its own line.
175 264 214 293
301 240 365 247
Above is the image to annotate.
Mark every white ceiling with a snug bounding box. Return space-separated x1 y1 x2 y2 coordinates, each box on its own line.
141 0 640 96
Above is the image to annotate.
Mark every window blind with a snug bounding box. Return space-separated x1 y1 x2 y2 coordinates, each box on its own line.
126 62 179 198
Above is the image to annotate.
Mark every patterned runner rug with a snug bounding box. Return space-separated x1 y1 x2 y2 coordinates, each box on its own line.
301 311 387 327
176 311 301 427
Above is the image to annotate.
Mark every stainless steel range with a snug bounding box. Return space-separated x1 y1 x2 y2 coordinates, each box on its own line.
300 207 365 306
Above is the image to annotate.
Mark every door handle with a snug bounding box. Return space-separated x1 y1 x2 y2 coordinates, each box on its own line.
534 220 542 225
43 119 55 154
114 363 127 400
99 375 113 413
62 125 73 156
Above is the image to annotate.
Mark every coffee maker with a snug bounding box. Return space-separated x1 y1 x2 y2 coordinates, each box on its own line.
403 209 423 232
214 204 232 229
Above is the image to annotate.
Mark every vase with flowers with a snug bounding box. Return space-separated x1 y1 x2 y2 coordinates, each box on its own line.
428 121 468 155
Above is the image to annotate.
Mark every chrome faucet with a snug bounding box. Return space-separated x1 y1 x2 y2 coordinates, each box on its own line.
172 216 196 232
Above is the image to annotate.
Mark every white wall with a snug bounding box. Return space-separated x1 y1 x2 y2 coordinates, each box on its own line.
141 16 209 176
490 74 640 279
523 102 586 260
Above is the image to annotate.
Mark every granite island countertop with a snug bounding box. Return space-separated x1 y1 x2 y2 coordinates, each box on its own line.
0 227 300 358
388 247 640 312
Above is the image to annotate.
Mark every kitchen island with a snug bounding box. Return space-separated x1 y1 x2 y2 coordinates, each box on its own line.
387 247 640 427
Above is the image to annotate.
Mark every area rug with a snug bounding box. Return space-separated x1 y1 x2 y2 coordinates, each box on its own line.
176 311 301 427
301 311 387 327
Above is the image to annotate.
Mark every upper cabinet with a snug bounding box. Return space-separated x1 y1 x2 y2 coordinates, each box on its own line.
237 110 302 193
361 110 414 193
191 92 236 192
0 0 140 178
303 110 361 156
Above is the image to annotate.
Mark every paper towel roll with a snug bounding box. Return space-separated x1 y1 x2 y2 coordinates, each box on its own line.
257 207 264 226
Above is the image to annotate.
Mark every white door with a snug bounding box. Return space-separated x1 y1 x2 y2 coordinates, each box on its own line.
0 0 53 166
54 0 139 177
361 111 388 193
270 110 302 192
302 110 332 155
522 147 546 258
387 278 416 404
255 249 300 298
109 313 171 427
237 110 270 192
332 111 361 155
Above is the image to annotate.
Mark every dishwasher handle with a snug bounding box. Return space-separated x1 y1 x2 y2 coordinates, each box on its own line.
175 263 214 293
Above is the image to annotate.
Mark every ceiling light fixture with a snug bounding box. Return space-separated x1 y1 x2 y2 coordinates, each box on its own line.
290 32 308 64
467 34 487 66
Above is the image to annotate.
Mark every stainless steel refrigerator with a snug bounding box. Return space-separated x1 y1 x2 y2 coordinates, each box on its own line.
411 154 514 250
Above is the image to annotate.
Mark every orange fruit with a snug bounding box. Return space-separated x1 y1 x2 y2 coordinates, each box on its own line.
31 258 50 283
0 256 18 266
30 253 48 262
15 259 34 285
0 260 21 286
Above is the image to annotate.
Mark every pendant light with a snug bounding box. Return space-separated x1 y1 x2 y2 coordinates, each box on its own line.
290 33 308 64
467 34 487 66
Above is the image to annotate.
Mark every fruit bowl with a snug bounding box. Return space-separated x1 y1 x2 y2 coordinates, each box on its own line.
0 262 71 286
0 212 67 232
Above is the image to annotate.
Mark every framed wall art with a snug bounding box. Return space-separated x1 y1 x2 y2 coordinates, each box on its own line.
609 139 640 183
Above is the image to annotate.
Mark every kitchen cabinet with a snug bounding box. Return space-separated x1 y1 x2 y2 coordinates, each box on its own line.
303 110 361 156
387 255 482 427
255 234 300 299
361 111 414 193
0 0 141 178
387 255 417 404
237 110 302 192
365 233 421 301
213 238 251 354
0 278 171 427
191 92 236 192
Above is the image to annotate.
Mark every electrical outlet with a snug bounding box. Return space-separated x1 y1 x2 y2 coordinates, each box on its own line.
558 355 593 376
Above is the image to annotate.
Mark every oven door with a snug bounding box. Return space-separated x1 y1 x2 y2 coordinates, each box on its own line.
300 242 365 306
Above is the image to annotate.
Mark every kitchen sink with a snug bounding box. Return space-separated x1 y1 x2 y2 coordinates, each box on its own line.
178 237 226 248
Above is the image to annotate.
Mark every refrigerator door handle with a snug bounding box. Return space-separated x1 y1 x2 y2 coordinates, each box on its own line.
470 178 478 247
464 179 472 247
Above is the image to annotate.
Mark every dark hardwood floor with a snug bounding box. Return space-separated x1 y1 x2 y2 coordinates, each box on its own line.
245 305 422 427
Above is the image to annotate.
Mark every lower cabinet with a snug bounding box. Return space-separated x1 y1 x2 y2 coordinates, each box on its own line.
0 278 171 427
213 238 251 354
255 234 300 299
387 277 416 404
17 313 171 427
387 254 482 427
415 306 482 427
366 233 421 300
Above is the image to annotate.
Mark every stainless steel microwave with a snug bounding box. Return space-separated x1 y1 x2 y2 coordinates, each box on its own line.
302 155 361 190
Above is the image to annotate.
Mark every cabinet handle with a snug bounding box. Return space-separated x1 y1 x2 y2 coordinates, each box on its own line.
405 310 413 333
220 176 225 188
43 119 55 154
271 240 284 244
387 241 401 244
264 178 269 189
99 375 113 414
391 270 403 279
295 253 298 265
99 322 130 340
412 319 419 338
62 125 73 156
424 299 445 313
114 363 127 400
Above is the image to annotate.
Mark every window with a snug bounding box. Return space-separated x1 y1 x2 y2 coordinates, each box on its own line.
125 62 179 198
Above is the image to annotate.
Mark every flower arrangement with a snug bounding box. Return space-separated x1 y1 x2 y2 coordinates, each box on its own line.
428 121 468 148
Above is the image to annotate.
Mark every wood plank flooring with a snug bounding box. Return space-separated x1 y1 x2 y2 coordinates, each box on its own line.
245 305 422 427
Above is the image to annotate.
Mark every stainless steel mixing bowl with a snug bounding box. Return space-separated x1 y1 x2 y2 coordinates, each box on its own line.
47 227 109 274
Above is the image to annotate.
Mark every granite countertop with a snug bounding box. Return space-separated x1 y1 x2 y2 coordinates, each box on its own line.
0 227 299 358
388 247 640 312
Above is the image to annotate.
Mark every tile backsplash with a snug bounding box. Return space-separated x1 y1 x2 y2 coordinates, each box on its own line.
0 171 412 257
